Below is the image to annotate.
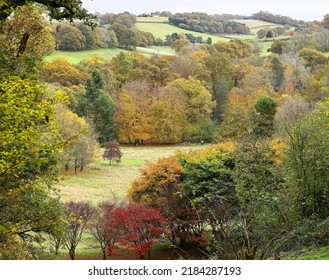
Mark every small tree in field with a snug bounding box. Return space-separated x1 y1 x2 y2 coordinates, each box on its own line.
103 140 123 165
107 204 166 259
90 202 120 259
63 201 94 260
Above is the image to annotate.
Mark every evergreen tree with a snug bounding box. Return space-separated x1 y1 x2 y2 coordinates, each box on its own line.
75 69 116 143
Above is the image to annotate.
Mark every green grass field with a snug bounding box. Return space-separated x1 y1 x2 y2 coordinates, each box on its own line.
259 41 273 55
44 48 124 64
137 16 169 23
233 19 283 29
135 22 231 43
45 46 175 64
56 145 206 204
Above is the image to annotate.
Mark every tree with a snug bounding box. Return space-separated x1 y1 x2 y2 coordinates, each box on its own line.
56 24 86 50
213 41 253 59
115 80 154 144
103 141 123 165
108 204 166 259
72 127 100 173
168 77 215 141
128 156 195 249
221 68 275 136
77 23 95 49
75 68 116 143
252 96 277 138
0 77 65 258
42 57 88 87
150 87 188 143
63 201 94 260
0 4 55 77
283 99 329 220
193 49 234 124
268 40 287 55
0 0 95 25
269 57 285 92
171 33 190 54
94 27 118 48
257 29 267 39
179 147 236 205
90 202 119 259
232 133 287 259
298 48 328 69
322 14 329 29
0 1 93 259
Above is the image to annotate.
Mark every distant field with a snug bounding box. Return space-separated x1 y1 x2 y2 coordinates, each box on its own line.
259 41 273 55
44 48 124 64
45 46 174 64
232 19 287 38
137 16 169 23
56 145 206 204
135 22 231 43
233 19 283 29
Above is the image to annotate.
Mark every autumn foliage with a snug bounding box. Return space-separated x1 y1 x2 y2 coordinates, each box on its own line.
106 204 167 259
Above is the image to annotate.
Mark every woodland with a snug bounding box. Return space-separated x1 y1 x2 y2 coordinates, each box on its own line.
1 0 329 260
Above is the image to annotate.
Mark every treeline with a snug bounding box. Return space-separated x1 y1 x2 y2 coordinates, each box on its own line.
250 10 324 33
169 12 250 34
52 17 157 50
250 10 307 27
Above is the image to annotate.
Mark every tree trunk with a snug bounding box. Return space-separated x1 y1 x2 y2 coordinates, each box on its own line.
69 247 75 260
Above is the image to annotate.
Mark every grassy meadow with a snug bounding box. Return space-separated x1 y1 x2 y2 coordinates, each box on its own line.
45 46 175 64
57 144 206 204
44 48 124 64
232 19 281 29
137 16 169 23
136 21 231 43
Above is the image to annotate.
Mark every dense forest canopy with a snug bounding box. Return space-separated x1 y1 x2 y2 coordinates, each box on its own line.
168 12 250 35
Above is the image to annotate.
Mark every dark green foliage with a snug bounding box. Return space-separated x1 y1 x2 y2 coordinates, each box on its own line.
207 37 213 45
253 96 277 137
270 57 285 91
266 30 273 38
169 12 249 35
283 101 329 220
0 0 96 26
56 24 86 50
268 40 287 54
233 135 282 208
231 134 289 259
75 69 116 143
179 148 236 205
77 24 95 49
213 76 230 124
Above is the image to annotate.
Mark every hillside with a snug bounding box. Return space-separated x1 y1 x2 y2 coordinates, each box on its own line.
45 46 174 64
136 16 231 43
233 19 284 29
